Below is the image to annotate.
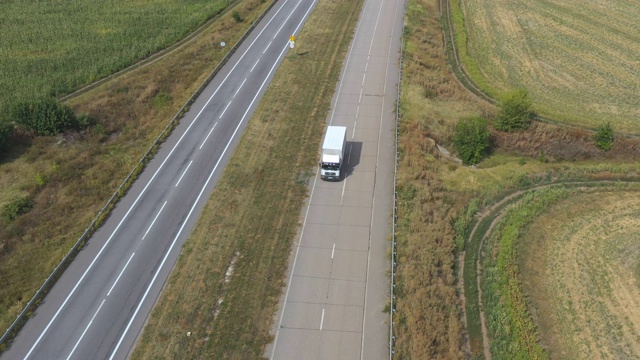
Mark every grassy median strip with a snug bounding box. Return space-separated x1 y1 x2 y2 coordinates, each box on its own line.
130 0 364 358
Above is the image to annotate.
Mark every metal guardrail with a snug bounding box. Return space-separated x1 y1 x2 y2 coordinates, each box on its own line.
0 0 277 350
390 0 408 357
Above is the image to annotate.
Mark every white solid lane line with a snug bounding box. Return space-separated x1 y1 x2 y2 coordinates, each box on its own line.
360 0 399 358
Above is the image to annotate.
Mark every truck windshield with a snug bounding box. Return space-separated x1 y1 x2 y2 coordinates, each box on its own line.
321 163 340 170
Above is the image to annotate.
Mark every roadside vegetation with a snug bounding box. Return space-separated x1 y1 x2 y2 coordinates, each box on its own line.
481 187 569 359
1 0 639 358
0 0 270 342
398 0 640 358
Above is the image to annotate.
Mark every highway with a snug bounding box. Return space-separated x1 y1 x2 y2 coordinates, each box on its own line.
1 0 318 359
267 0 405 358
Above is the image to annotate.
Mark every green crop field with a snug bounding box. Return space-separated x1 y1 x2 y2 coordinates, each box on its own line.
0 0 229 114
458 0 640 132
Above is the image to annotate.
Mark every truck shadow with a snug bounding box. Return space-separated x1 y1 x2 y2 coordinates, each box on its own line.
343 141 362 178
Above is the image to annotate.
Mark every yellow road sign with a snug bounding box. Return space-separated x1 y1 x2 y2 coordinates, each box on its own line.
290 35 295 42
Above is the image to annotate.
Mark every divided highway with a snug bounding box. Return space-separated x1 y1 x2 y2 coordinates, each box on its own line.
268 0 405 358
1 0 318 359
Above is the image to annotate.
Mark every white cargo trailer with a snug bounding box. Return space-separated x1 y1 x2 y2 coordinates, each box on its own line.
319 126 347 181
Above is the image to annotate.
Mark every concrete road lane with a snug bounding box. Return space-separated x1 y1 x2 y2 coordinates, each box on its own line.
1 0 319 359
268 0 405 358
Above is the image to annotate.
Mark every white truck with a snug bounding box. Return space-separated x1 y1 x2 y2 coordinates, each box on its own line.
319 125 347 181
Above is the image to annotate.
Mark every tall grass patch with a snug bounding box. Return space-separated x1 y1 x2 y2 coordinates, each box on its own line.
394 0 493 357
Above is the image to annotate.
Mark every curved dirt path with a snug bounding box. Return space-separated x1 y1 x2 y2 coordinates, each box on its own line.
459 180 636 359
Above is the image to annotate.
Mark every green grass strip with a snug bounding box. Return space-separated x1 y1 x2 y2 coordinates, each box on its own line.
481 187 571 359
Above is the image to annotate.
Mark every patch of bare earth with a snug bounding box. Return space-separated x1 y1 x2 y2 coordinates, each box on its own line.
520 191 640 359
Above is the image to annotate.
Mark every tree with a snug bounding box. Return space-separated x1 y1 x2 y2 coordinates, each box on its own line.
594 122 614 151
494 89 533 132
454 116 491 165
12 97 87 136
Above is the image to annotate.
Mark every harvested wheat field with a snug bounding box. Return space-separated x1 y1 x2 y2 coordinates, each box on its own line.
461 0 640 132
520 190 640 359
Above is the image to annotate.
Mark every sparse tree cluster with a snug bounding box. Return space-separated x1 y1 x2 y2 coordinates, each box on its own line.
454 89 535 165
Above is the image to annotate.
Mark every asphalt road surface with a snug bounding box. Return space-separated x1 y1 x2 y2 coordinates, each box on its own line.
1 0 318 359
267 0 405 358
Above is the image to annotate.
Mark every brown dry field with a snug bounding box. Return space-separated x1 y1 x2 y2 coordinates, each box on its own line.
520 190 640 359
461 0 640 132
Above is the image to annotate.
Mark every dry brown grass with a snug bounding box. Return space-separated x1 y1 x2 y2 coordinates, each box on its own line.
395 0 488 357
0 0 270 335
521 190 640 359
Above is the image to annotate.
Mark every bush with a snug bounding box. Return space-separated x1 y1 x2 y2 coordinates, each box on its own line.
494 89 533 132
12 97 87 136
454 116 491 165
594 122 614 151
2 195 33 222
232 11 243 23
0 121 14 153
